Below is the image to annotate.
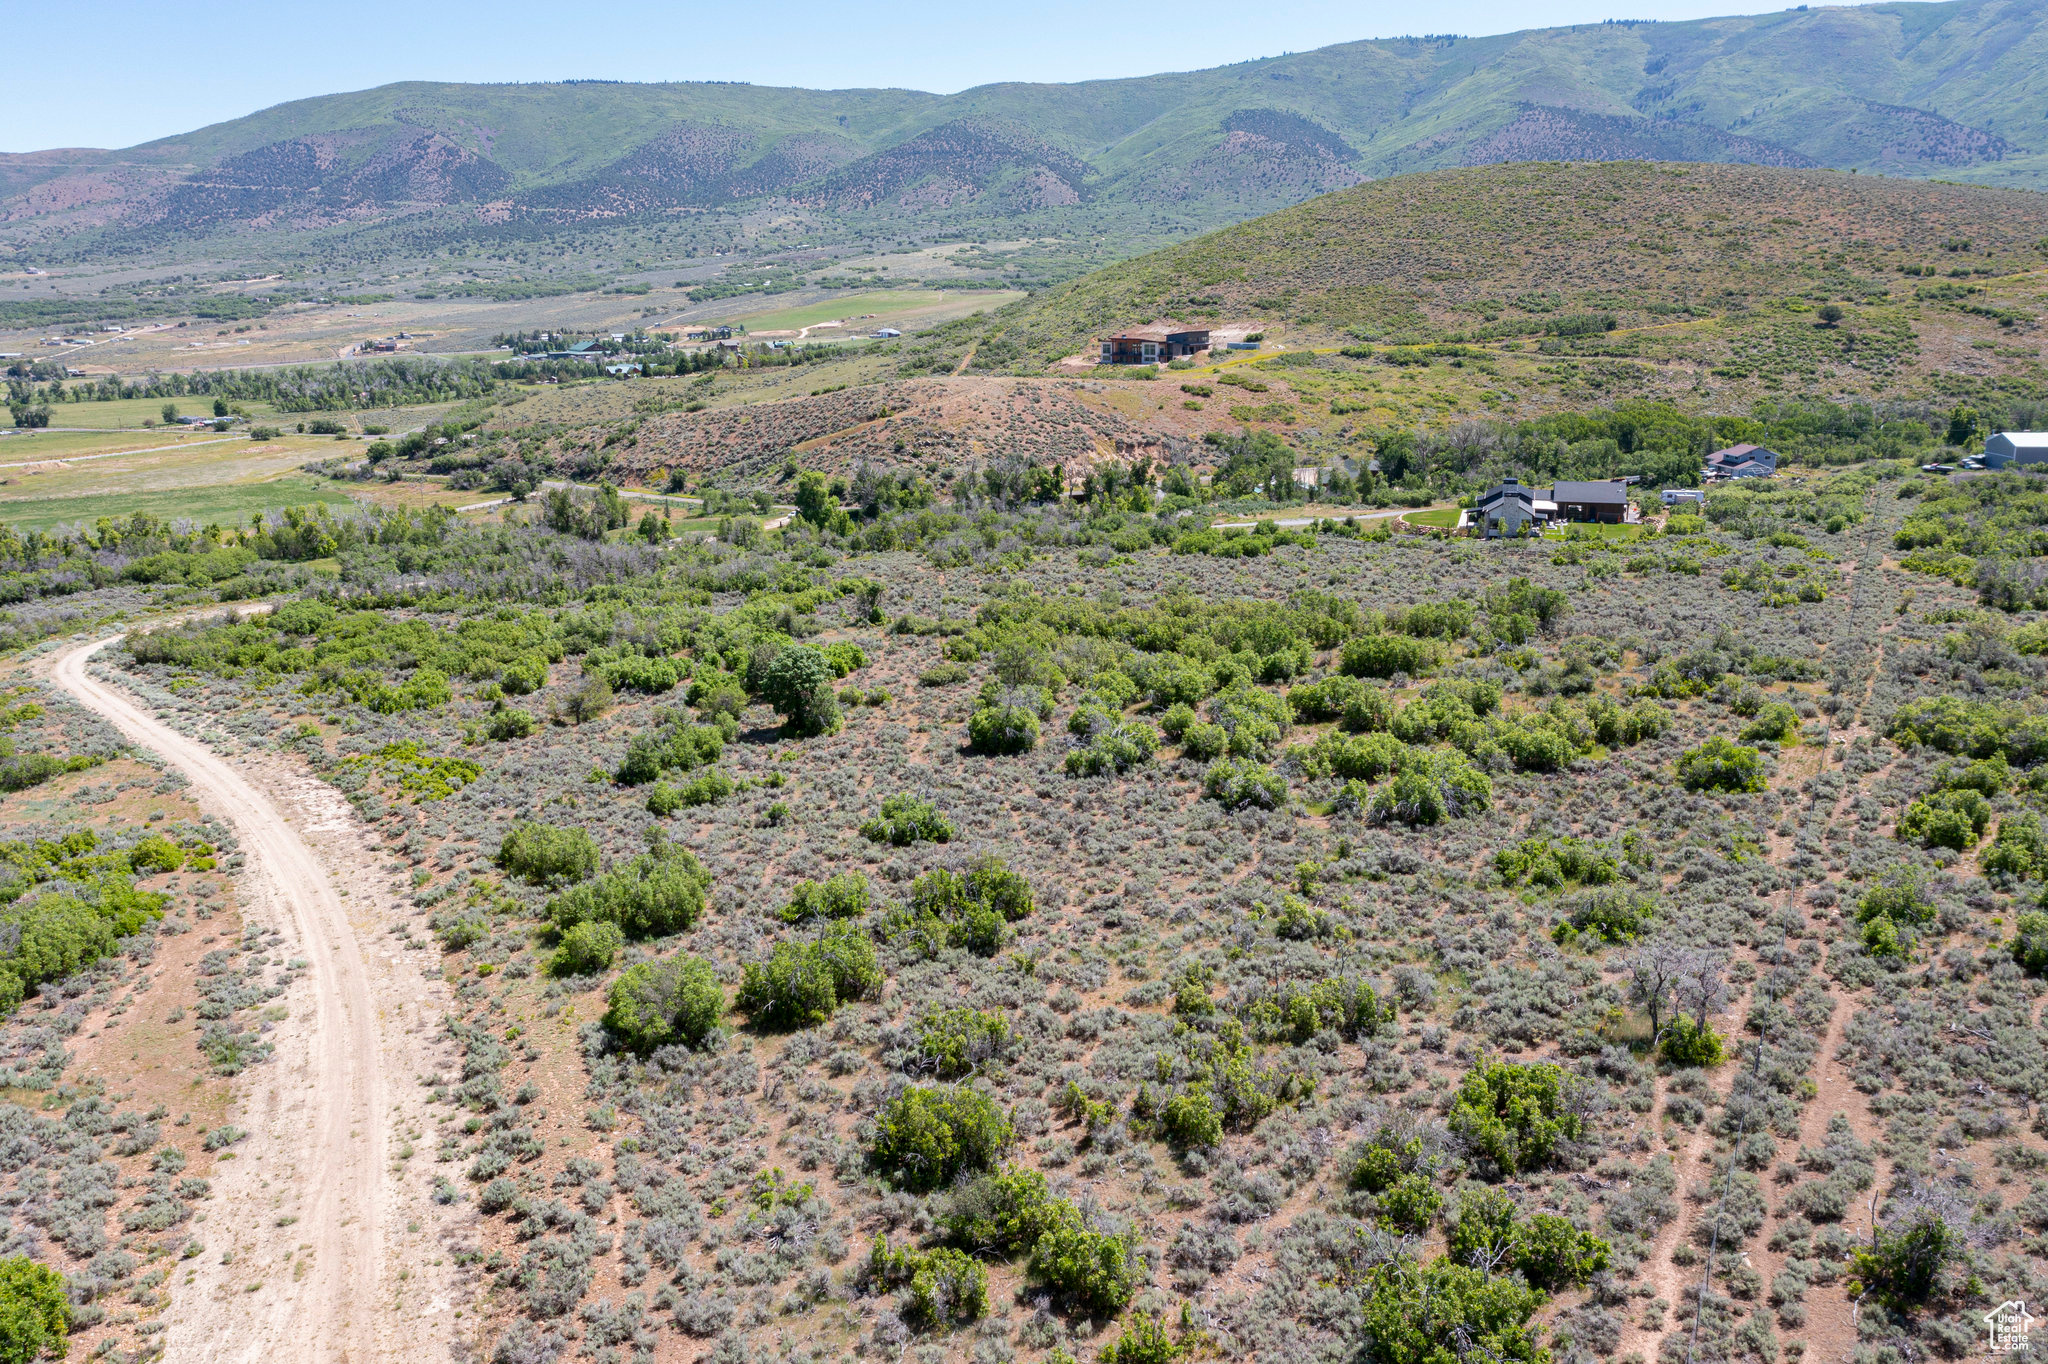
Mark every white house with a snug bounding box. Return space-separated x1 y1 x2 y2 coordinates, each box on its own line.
1983 432 2048 469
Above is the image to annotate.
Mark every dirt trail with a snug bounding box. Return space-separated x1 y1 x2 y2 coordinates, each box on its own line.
44 634 461 1364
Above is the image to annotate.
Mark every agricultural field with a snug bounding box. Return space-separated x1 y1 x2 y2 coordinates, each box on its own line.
0 453 2040 1363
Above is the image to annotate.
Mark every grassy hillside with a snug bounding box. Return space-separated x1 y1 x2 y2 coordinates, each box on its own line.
973 161 2048 363
4 0 2048 274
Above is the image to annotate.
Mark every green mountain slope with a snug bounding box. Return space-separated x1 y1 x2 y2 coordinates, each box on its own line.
963 159 2048 366
2 0 2045 266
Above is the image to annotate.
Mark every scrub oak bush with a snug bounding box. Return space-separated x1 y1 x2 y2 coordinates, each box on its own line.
0 1255 69 1364
883 857 1036 956
496 822 599 888
1362 1258 1548 1364
864 1238 988 1327
736 925 881 1029
1203 757 1287 811
1341 634 1444 679
2010 912 2048 975
549 920 622 976
603 955 723 1053
860 794 954 846
866 1084 1014 1192
545 844 710 938
1676 737 1768 793
778 872 870 923
1446 1187 1610 1288
1896 788 1990 850
911 1006 1011 1078
760 644 843 737
1447 1060 1585 1176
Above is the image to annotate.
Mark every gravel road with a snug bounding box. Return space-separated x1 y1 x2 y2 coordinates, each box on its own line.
44 633 461 1363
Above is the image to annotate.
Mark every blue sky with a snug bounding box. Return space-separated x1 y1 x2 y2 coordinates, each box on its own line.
9 0 1866 152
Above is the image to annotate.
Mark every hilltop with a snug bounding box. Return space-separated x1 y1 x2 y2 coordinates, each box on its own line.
972 160 2048 364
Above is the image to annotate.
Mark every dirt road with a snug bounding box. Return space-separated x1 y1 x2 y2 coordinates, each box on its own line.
45 634 460 1363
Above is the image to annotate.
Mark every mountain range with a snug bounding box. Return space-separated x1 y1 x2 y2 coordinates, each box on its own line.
3 0 2046 265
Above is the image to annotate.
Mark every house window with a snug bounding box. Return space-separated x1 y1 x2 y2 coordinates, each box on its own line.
1101 343 1112 362
1142 343 1159 362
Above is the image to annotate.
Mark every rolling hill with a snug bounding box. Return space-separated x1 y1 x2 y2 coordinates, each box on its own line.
966 159 2048 365
4 0 2048 268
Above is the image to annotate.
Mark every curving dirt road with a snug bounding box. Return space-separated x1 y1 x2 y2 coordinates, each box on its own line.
45 633 459 1363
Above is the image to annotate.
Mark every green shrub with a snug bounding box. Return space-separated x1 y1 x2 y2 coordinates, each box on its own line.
2012 911 2048 975
1497 835 1619 890
1180 721 1229 760
736 925 880 1029
1350 1143 1406 1194
1370 750 1491 824
866 1238 988 1327
1447 1059 1584 1176
0 1255 69 1364
487 708 538 740
1676 737 1768 793
1341 633 1443 678
499 654 547 694
1362 1258 1547 1364
968 699 1040 754
545 845 710 937
942 1165 1064 1251
868 1084 1014 1191
550 920 622 976
1160 1086 1223 1150
1100 1314 1184 1364
913 1006 1011 1078
1861 914 1906 959
496 821 598 887
1848 1210 1958 1307
126 834 186 874
779 872 870 923
1896 788 1991 850
1203 757 1287 810
1065 719 1160 776
1376 1173 1444 1233
1028 1214 1140 1315
1514 1212 1613 1289
919 661 971 687
760 645 843 737
886 857 1036 956
1739 702 1800 743
861 793 954 845
603 955 723 1053
1660 1014 1725 1067
1983 815 2048 878
1856 872 1936 928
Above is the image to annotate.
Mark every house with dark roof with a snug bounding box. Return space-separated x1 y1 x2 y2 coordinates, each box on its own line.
1706 443 1778 479
1099 322 1212 365
1474 478 1547 538
1550 479 1632 524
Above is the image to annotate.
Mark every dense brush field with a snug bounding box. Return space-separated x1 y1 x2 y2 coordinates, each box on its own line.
0 457 2026 1364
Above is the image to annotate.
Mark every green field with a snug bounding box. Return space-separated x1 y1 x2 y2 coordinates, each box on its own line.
717 290 1016 333
1403 508 1462 528
0 475 358 531
30 396 289 430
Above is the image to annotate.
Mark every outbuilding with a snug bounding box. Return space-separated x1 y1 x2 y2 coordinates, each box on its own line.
1983 432 2048 468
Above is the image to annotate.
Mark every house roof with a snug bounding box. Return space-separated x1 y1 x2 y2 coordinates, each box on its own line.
1104 321 1210 342
1551 480 1630 504
1708 443 1776 464
1989 431 2048 449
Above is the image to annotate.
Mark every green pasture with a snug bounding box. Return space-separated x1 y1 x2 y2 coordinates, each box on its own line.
0 475 358 531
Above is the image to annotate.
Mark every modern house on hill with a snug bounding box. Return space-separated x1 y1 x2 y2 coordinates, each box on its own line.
1100 323 1212 365
1473 477 1635 537
1706 443 1778 479
1474 479 1548 538
1551 480 1631 524
1983 432 2048 468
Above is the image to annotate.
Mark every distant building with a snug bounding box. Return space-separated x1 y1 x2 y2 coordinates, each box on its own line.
1706 443 1778 479
1662 488 1705 507
872 328 902 339
1550 480 1632 524
1475 478 1547 538
1099 323 1211 365
1983 432 2048 468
